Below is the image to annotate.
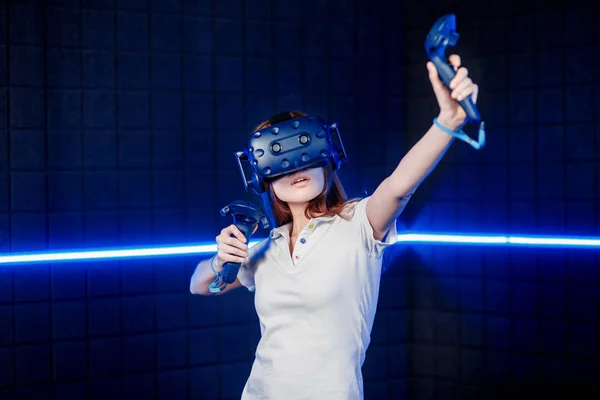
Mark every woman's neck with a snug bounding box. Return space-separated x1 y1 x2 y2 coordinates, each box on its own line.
287 202 312 238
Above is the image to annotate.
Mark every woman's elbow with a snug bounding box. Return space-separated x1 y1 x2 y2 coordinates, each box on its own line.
189 274 209 296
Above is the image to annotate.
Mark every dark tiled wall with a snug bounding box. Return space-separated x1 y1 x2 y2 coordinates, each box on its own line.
400 1 599 398
0 0 407 398
3 0 598 399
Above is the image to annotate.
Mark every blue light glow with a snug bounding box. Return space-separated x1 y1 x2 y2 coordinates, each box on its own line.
402 233 600 247
0 233 598 265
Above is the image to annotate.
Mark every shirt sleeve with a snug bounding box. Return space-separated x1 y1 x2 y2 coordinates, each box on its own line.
350 196 398 258
236 237 269 292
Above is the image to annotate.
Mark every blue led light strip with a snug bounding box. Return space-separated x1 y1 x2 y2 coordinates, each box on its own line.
0 233 599 265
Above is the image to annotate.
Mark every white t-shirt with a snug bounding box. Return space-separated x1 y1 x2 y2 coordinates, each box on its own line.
237 196 398 400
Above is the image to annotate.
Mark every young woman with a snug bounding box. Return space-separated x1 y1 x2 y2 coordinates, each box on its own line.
190 54 479 399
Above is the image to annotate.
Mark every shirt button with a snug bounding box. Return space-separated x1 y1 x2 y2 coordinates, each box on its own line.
300 238 306 244
295 255 300 260
308 224 314 229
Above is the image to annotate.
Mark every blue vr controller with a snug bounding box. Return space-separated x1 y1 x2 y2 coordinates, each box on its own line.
208 200 269 294
425 14 486 149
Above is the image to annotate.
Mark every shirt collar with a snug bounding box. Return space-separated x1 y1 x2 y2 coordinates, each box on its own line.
269 214 337 240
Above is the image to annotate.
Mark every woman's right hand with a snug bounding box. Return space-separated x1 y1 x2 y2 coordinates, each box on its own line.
213 224 249 271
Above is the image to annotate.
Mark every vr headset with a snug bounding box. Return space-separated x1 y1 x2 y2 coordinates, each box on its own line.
235 112 348 194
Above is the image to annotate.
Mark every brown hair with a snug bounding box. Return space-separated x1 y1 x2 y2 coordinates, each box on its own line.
253 111 359 227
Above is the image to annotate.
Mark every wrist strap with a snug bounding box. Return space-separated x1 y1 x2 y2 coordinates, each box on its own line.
208 255 227 294
433 117 486 150
210 255 219 275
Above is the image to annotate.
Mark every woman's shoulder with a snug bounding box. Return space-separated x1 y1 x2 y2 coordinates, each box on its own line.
339 196 367 219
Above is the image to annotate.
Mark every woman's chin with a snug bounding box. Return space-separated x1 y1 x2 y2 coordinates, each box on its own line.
281 191 320 204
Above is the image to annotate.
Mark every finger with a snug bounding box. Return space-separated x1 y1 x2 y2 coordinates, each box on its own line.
454 82 477 102
451 78 473 100
427 61 447 94
472 84 479 103
228 224 247 243
218 242 249 259
217 252 247 265
449 67 468 89
454 88 474 102
220 235 249 251
448 54 461 70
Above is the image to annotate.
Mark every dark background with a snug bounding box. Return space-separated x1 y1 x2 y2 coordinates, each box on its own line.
0 0 598 399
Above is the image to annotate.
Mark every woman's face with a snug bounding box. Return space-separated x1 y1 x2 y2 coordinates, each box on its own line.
271 167 325 204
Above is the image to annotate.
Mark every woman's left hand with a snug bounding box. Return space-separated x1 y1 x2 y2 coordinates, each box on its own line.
427 54 478 131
